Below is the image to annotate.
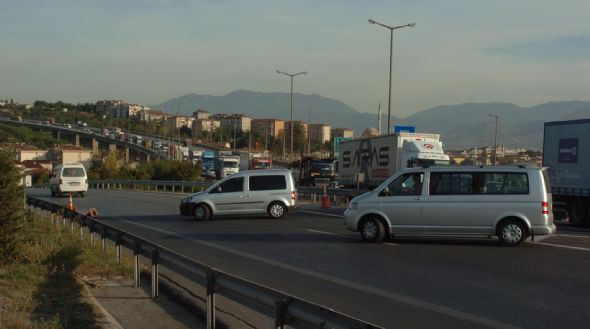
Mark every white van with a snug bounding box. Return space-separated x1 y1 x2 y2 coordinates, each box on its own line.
344 166 556 246
49 163 88 197
180 169 296 220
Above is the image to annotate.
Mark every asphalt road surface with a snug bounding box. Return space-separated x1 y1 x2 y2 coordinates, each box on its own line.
28 188 590 329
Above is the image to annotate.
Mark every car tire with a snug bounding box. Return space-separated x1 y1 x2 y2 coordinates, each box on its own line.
497 219 527 246
193 204 210 222
268 202 286 219
79 192 85 198
360 217 386 243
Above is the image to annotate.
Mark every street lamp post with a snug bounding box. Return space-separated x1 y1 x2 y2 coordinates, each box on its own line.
276 70 306 161
489 113 499 165
368 19 415 134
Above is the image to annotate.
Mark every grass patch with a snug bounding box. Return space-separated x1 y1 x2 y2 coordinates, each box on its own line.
0 214 132 329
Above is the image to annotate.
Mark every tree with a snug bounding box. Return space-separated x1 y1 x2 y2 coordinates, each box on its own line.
0 150 25 263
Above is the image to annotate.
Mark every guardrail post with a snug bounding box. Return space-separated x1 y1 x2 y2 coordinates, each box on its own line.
274 299 291 329
172 184 175 193
101 227 107 252
206 272 216 329
79 218 84 241
115 235 122 264
90 223 96 246
151 250 159 299
134 243 141 288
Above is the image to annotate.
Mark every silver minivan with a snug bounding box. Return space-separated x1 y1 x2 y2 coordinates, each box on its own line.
180 169 296 221
344 166 556 246
49 163 88 197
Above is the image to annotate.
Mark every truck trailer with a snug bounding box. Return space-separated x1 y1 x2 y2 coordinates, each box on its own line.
543 119 590 225
338 132 450 188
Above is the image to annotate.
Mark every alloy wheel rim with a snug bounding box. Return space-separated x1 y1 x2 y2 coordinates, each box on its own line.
195 207 205 219
271 205 283 217
502 224 522 243
363 221 377 239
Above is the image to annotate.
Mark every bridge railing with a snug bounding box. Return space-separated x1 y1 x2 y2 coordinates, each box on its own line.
26 197 382 329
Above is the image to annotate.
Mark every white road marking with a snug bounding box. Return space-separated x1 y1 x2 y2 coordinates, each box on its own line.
384 242 399 246
305 229 349 238
553 233 590 239
298 210 344 218
119 218 520 329
529 241 590 252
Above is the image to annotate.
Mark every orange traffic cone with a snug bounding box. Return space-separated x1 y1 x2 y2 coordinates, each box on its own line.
321 186 330 209
66 193 76 212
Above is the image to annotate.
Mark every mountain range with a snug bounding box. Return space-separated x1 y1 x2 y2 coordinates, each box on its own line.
152 90 590 150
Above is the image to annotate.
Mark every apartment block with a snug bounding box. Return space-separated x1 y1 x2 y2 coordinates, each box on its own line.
167 115 194 130
251 118 285 138
331 127 354 139
218 114 251 132
193 109 211 120
192 118 221 136
309 123 331 144
284 121 309 139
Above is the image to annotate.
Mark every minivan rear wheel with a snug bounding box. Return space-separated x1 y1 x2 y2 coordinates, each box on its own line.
268 202 286 219
497 219 527 246
360 217 386 243
193 204 211 221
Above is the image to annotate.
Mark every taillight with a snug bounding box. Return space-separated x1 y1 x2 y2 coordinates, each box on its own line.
59 179 63 184
541 202 549 215
291 191 296 200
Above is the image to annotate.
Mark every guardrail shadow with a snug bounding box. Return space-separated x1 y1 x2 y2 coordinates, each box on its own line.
32 244 100 328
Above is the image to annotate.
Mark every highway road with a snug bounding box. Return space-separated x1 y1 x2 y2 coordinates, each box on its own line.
28 188 590 329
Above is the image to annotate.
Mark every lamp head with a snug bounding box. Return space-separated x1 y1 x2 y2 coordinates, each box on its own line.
368 19 376 24
408 22 416 27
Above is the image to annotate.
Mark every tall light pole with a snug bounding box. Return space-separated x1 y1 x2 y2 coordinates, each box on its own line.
489 113 499 165
276 70 306 161
368 19 415 134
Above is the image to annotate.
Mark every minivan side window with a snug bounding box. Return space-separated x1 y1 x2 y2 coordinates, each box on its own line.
429 172 529 195
479 173 529 194
211 177 243 193
249 175 286 191
380 173 423 197
430 173 473 195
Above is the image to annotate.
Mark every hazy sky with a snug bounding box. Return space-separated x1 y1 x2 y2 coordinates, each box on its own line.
2 0 589 117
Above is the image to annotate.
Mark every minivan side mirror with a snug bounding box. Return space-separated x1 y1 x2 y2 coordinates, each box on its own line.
379 187 391 197
216 186 222 193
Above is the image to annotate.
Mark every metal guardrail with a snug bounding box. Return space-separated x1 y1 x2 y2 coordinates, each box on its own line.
26 197 381 329
86 179 366 199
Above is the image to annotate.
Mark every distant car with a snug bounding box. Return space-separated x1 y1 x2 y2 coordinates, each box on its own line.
180 169 296 221
49 163 88 197
344 166 556 246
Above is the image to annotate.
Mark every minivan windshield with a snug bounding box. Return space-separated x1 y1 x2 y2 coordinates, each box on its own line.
62 167 85 177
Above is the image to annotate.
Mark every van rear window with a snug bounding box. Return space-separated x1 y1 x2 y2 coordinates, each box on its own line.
249 175 286 191
430 172 529 195
62 168 86 177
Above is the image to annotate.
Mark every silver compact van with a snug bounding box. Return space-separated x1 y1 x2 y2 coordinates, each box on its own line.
180 169 296 221
344 166 556 246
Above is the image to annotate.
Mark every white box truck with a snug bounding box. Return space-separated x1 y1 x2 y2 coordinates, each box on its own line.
543 119 590 225
338 132 450 188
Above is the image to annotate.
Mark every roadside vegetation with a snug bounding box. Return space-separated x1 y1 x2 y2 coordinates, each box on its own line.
88 152 202 181
0 150 132 328
0 123 66 149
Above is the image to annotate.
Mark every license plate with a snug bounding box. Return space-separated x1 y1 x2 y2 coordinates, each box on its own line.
69 182 80 186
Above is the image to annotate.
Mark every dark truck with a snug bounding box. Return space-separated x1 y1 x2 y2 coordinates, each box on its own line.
290 157 337 187
543 119 590 225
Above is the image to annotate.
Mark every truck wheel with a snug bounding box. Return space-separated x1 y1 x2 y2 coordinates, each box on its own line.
268 202 286 219
497 219 527 246
193 204 210 221
360 217 386 243
569 199 589 226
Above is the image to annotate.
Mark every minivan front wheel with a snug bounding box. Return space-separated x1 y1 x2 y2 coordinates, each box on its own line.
360 217 386 243
193 204 211 221
268 202 286 219
497 220 527 246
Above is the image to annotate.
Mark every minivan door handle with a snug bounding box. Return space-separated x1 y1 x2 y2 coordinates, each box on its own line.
244 194 250 198
415 196 423 201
